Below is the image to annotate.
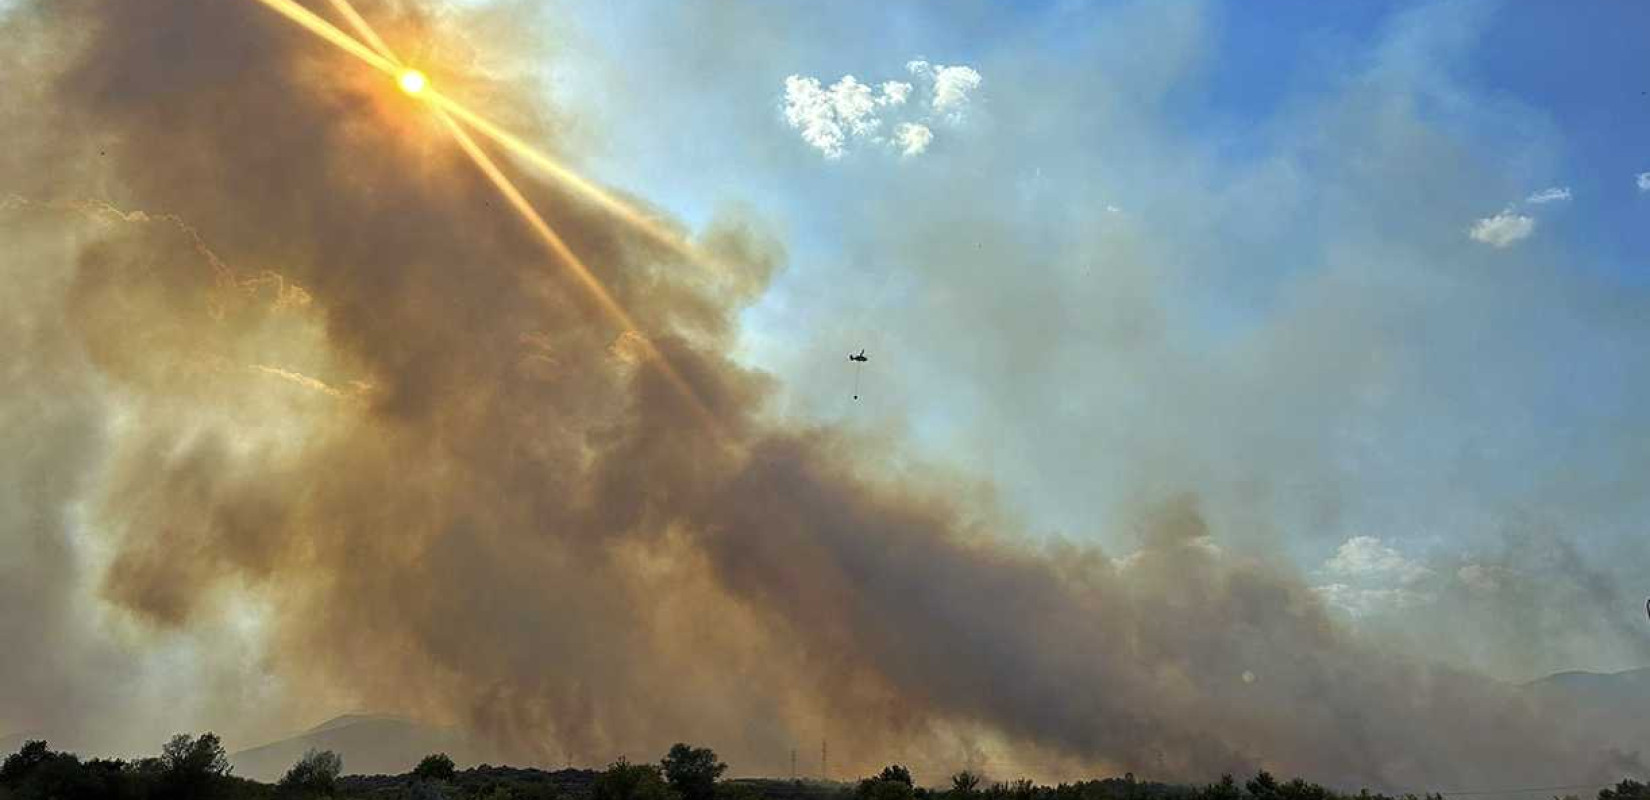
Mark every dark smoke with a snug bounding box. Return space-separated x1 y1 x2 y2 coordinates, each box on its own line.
0 0 1636 791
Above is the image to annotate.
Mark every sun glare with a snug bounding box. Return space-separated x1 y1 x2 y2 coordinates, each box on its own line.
398 69 427 95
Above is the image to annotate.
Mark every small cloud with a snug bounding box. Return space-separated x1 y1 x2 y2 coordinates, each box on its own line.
878 81 912 107
908 60 983 121
829 76 880 138
780 75 906 159
781 59 981 161
1324 536 1433 585
1637 172 1650 193
1469 209 1535 248
1315 537 1437 617
894 123 933 157
1524 186 1571 205
782 75 848 159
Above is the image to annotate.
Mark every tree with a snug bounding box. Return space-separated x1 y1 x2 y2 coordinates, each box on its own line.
1276 778 1331 800
0 741 52 787
414 753 457 782
157 733 232 800
661 743 727 800
952 771 983 796
160 733 231 777
594 758 678 800
1246 772 1279 800
279 748 343 796
860 779 916 800
1198 775 1240 800
858 766 916 800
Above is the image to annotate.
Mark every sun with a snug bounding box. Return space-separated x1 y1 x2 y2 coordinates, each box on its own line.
398 69 428 95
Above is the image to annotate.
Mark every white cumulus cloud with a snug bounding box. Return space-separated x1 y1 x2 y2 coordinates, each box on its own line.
1469 209 1535 248
878 81 912 107
894 123 933 157
1324 536 1433 585
782 76 847 159
1637 172 1650 193
1314 536 1436 618
1524 186 1571 204
781 59 982 161
908 60 983 121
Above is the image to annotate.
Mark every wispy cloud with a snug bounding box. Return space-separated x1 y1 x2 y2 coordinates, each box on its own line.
1523 186 1570 204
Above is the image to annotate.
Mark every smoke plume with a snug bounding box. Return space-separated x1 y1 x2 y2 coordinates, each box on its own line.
0 0 1638 792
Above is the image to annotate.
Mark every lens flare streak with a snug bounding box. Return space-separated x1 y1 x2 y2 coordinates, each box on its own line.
253 0 728 279
435 109 720 432
326 0 402 65
250 0 723 432
252 0 398 75
426 94 728 277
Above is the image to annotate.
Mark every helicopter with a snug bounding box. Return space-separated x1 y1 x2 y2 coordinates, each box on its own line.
847 350 870 399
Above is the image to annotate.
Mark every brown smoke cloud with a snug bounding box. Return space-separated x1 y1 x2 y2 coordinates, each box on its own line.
0 0 1639 792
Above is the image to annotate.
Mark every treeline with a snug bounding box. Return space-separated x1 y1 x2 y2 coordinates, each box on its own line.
3 736 1648 800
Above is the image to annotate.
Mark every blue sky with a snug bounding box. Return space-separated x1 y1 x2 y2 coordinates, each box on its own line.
506 0 1650 680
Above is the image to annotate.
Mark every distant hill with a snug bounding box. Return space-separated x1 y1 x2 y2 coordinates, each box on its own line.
1522 667 1650 750
230 713 488 782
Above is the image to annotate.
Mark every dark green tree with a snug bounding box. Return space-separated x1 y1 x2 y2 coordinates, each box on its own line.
279 748 343 796
414 752 457 781
661 743 727 800
952 771 983 796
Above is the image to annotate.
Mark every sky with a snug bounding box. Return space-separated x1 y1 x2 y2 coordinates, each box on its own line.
539 0 1650 677
2 0 1650 790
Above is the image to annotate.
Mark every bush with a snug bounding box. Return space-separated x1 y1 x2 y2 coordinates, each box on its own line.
594 758 677 800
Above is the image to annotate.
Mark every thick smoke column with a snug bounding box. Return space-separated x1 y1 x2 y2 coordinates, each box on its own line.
0 0 1636 791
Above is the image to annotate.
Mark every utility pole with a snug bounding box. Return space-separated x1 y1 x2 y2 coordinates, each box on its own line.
791 749 797 780
821 739 828 782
